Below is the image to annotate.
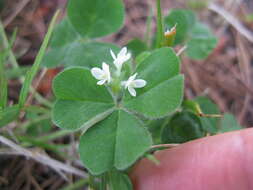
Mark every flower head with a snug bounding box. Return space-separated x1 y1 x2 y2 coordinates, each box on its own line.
110 47 131 74
164 24 177 36
91 62 111 85
121 73 147 97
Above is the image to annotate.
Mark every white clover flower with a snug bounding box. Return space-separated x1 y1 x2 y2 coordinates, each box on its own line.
121 73 147 97
91 62 111 85
110 47 131 74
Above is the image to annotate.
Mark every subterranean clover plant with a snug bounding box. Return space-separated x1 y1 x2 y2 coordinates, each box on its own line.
53 46 184 175
45 0 219 189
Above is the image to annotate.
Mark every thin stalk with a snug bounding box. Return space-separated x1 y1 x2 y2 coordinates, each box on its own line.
100 174 107 190
37 130 71 142
60 179 88 190
155 0 165 48
0 20 52 108
19 113 51 131
18 11 60 109
0 55 7 108
145 5 153 48
0 28 17 108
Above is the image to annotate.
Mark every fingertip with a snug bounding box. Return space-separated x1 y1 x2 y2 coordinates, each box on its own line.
131 128 253 190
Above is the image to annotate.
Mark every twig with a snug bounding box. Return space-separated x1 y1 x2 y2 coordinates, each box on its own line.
208 2 253 43
3 0 31 27
235 35 251 124
26 68 48 105
176 45 187 56
0 135 87 178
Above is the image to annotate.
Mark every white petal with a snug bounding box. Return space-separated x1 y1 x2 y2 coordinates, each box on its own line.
113 60 121 69
102 62 109 73
121 81 128 89
102 62 111 83
91 68 104 80
128 87 136 97
97 79 106 85
125 53 131 61
110 49 116 60
118 47 127 57
129 73 137 81
133 79 147 88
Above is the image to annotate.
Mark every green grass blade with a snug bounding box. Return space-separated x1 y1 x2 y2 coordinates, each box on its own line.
0 56 7 108
0 28 17 108
18 10 60 108
60 179 88 190
155 0 164 48
6 66 31 79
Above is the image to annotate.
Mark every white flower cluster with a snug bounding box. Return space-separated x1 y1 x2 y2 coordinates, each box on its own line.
91 47 146 97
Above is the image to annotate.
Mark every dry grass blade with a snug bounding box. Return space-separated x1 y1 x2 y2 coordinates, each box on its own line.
0 135 87 178
208 2 253 43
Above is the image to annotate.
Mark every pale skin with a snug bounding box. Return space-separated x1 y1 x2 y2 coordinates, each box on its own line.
131 128 253 190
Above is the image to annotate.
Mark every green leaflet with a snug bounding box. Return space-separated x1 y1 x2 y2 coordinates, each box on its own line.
79 110 152 175
186 23 217 59
124 47 184 118
67 0 124 38
43 41 119 68
220 113 242 133
42 16 120 68
126 38 148 58
52 67 114 131
108 171 133 190
161 111 205 143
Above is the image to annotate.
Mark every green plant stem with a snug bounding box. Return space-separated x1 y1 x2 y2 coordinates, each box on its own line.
18 135 67 152
100 174 107 190
0 54 7 108
60 179 88 190
37 130 71 142
18 11 59 109
88 175 96 189
145 5 153 48
19 113 51 131
0 20 53 108
0 28 17 108
155 0 164 48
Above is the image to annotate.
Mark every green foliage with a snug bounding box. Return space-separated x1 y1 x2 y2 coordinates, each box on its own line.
165 9 217 59
0 105 19 127
52 67 114 131
18 11 59 108
53 47 183 175
195 96 220 134
220 113 242 133
79 110 152 175
126 39 147 57
161 111 205 143
186 23 217 59
165 9 196 44
50 18 81 48
67 0 124 38
108 171 133 190
146 118 168 144
43 18 120 68
124 48 184 118
0 0 4 11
